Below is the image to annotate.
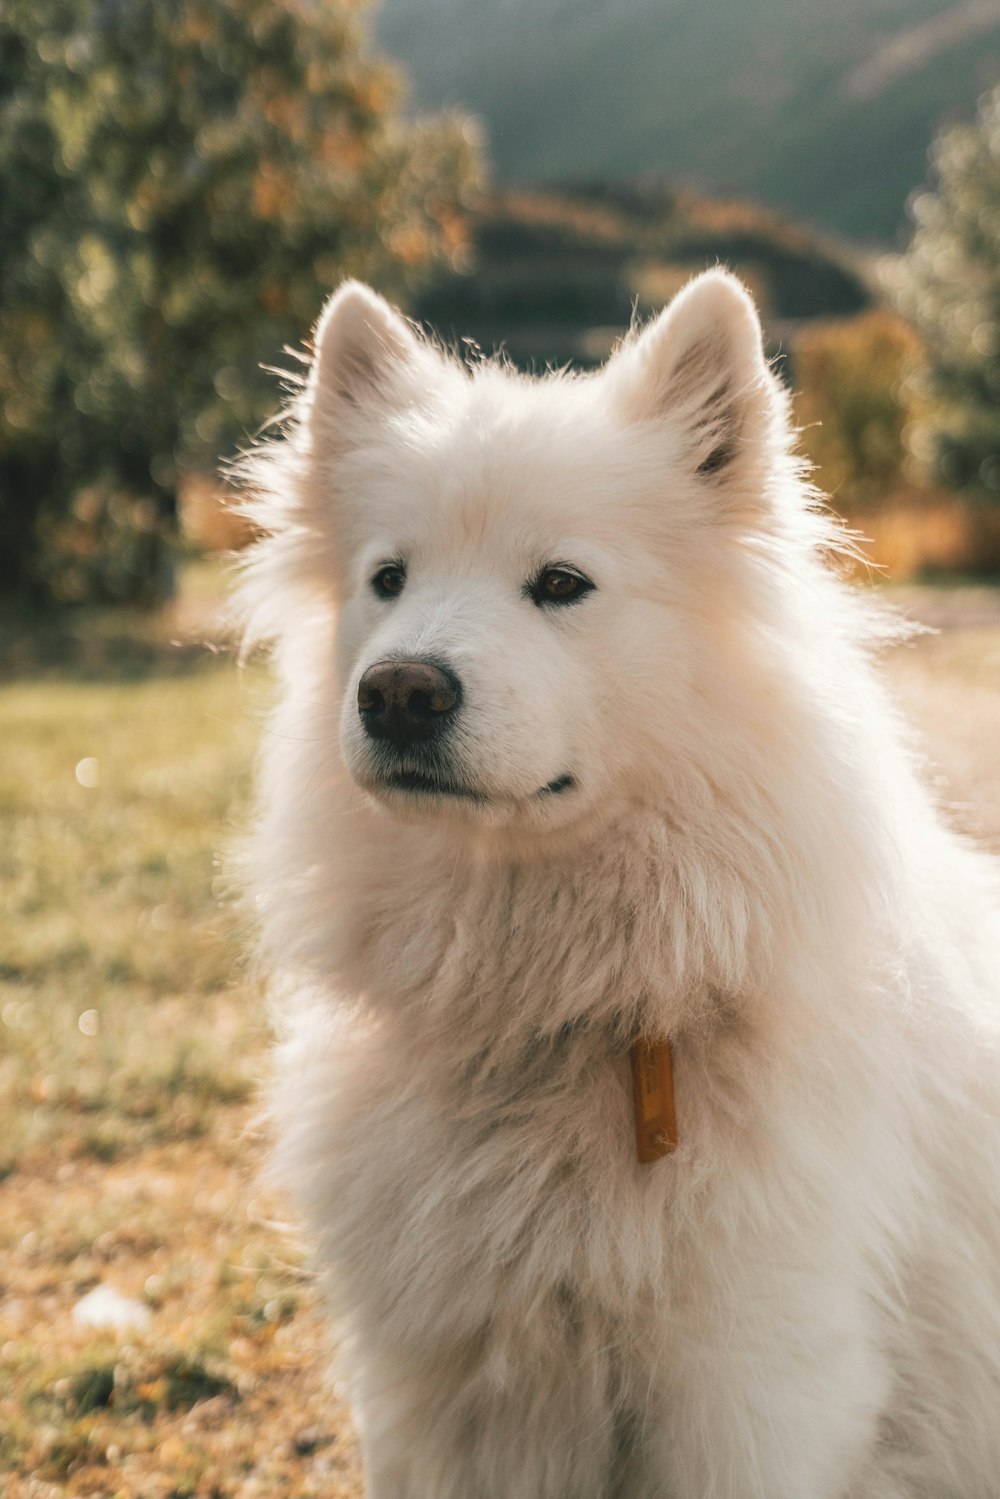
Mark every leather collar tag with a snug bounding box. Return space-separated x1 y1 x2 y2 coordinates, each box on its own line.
630 1038 678 1161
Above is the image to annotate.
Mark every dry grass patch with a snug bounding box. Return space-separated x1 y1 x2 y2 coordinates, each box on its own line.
0 656 362 1497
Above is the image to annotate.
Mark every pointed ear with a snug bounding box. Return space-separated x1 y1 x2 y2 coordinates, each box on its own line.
608 270 789 499
303 280 441 439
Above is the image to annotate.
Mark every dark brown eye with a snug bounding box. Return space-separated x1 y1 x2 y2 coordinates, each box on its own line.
529 566 594 607
544 570 580 599
372 563 406 599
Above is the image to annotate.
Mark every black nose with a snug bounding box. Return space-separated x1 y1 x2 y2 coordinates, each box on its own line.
357 659 461 747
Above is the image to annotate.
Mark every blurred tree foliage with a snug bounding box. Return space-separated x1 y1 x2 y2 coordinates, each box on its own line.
0 0 480 605
892 83 1000 505
793 310 924 516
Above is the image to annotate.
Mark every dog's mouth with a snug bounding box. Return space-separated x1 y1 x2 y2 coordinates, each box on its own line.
383 768 488 802
367 768 577 805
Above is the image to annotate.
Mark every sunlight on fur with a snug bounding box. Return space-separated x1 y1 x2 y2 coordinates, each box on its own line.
233 271 1000 1498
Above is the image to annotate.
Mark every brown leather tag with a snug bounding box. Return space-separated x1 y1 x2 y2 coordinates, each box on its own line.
630 1038 678 1162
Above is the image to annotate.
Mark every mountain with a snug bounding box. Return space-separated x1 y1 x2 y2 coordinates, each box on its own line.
374 0 1000 244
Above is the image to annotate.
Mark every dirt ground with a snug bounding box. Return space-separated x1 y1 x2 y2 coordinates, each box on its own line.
884 585 1000 851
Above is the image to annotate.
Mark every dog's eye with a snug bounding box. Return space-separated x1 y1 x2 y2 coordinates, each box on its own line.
529 566 595 608
371 563 406 599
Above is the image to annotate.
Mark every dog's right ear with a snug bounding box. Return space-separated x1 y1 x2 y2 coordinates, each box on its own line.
303 281 441 445
231 284 444 644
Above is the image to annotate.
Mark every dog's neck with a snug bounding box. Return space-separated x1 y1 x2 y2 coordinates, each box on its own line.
324 804 789 1051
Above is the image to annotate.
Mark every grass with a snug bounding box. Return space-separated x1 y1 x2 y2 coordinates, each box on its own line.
1 580 998 1496
0 643 364 1498
0 669 260 1169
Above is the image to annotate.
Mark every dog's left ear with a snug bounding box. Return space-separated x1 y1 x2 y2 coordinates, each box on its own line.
607 270 789 507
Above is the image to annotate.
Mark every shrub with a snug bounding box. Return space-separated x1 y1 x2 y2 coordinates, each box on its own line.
792 309 925 516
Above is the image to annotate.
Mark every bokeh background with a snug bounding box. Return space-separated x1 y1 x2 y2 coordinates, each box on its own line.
2 3 1000 1495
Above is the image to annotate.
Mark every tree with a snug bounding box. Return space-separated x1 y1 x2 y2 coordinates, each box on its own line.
0 0 480 604
892 84 1000 504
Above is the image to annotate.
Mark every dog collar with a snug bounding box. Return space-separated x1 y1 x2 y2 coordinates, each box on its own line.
629 1038 678 1161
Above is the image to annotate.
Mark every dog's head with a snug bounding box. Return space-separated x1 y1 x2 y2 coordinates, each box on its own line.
244 271 814 842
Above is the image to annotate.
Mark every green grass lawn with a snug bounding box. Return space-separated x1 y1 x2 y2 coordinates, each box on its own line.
0 666 261 1169
0 654 363 1498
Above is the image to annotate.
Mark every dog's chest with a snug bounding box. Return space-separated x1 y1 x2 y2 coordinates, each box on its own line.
289 1016 677 1346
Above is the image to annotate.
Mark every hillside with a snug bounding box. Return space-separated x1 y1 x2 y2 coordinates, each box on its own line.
412 180 872 369
375 0 1000 243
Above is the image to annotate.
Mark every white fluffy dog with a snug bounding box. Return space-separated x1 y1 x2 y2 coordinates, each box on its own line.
236 270 1000 1497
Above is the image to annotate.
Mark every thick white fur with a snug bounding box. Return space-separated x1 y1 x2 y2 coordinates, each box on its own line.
235 271 1000 1497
